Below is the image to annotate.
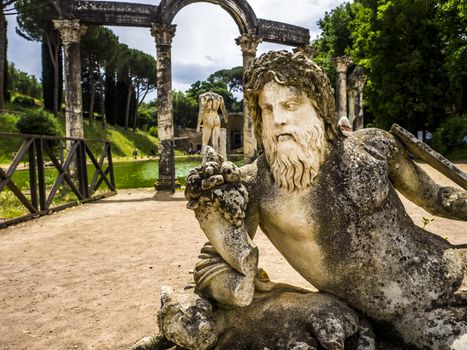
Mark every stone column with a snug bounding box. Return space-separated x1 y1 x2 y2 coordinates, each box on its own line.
53 20 87 140
236 34 262 164
151 22 176 191
333 56 352 120
347 87 356 127
354 75 366 130
348 67 366 130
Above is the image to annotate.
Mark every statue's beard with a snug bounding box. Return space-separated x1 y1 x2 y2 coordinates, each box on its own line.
263 124 326 191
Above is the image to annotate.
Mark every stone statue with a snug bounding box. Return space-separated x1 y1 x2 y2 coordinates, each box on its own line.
196 92 229 154
135 51 467 350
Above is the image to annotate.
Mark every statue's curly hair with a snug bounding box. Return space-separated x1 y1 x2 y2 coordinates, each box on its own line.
244 50 337 148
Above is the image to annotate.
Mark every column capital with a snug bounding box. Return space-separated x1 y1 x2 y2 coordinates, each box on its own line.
235 34 262 56
293 45 319 59
53 19 87 44
151 22 177 47
333 56 353 73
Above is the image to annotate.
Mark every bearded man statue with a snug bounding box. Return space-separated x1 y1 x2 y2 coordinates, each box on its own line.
181 50 467 350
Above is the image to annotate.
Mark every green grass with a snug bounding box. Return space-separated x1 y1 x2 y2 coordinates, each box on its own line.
81 119 159 159
0 190 28 219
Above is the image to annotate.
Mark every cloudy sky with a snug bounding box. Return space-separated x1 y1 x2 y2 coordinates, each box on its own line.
8 0 346 96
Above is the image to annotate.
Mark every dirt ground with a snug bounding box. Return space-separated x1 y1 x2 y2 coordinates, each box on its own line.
0 163 466 350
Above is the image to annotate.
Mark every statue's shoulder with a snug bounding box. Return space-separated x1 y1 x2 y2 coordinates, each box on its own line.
349 128 401 160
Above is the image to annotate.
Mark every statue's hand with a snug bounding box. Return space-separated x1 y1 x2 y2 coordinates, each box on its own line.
185 147 243 214
196 126 201 133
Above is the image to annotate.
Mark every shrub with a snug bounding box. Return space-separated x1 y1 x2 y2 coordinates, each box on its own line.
431 115 467 156
11 94 35 108
148 125 158 137
15 109 61 137
0 113 19 133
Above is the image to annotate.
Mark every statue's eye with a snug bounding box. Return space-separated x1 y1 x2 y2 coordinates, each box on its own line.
284 101 299 111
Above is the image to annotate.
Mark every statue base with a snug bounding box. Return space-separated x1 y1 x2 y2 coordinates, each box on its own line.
131 286 406 350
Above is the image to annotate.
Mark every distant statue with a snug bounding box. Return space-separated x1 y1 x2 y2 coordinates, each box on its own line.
196 92 229 154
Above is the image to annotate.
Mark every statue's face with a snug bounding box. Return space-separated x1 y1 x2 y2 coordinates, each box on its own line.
259 81 322 151
258 81 326 191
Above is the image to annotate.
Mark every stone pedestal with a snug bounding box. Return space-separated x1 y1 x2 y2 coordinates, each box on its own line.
333 56 352 120
53 20 87 140
151 22 176 192
236 34 262 164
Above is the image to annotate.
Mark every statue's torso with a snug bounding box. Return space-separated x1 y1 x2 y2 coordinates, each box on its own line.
253 130 463 320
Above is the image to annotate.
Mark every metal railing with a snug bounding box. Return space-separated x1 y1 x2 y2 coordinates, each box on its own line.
0 132 116 228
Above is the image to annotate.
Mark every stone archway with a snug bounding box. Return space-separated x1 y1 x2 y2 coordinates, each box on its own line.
157 0 257 35
57 0 311 191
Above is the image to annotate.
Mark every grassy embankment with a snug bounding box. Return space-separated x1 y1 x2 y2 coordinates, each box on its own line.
0 104 161 165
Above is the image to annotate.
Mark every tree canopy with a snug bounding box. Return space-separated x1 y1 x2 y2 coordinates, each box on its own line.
207 66 243 93
313 0 467 132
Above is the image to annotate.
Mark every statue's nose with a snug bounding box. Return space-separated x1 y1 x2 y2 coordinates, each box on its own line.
273 113 287 126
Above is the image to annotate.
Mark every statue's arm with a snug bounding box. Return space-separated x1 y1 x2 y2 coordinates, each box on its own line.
187 150 260 306
386 134 467 220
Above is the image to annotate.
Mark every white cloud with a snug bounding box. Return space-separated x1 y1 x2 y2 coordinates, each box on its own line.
8 0 347 97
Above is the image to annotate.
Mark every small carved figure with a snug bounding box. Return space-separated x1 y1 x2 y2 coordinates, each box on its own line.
196 92 229 154
185 51 467 349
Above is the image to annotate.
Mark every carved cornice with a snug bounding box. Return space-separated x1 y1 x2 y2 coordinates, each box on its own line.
53 20 87 44
235 34 262 56
151 23 177 47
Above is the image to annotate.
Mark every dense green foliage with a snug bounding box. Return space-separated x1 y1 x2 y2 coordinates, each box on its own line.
313 0 467 134
313 2 356 83
431 115 467 160
15 109 60 136
137 101 157 131
173 90 197 128
7 62 41 98
207 66 244 93
11 93 35 107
